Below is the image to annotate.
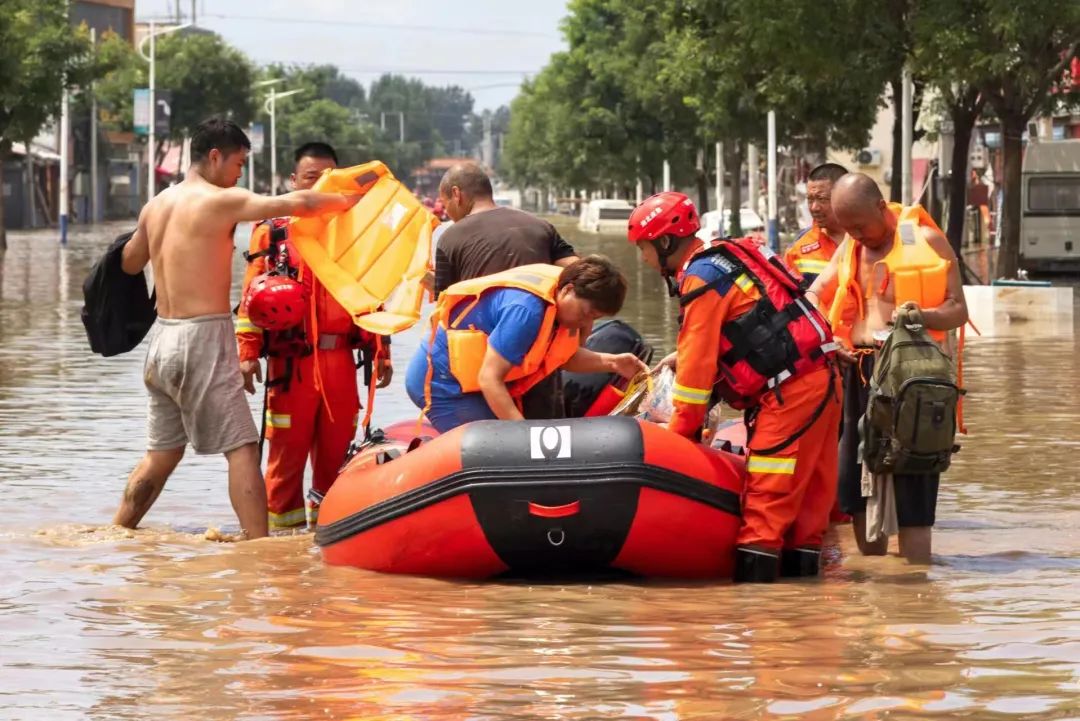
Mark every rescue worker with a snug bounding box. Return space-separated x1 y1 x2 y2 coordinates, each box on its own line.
785 162 852 525
807 173 968 563
628 192 842 583
784 163 849 293
236 142 392 529
404 256 648 432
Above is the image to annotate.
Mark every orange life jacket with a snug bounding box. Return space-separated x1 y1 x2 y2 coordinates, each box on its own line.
828 203 950 348
425 264 581 406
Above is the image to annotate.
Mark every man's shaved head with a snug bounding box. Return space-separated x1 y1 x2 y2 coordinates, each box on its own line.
438 162 494 221
831 173 884 214
831 173 893 248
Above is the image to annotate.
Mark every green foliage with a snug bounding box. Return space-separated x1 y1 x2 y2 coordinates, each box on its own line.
913 0 1079 276
276 98 374 170
504 0 892 194
0 0 98 146
88 30 255 140
154 32 256 136
88 30 143 130
0 0 101 244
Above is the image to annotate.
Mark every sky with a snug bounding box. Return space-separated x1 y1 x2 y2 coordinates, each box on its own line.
135 0 571 110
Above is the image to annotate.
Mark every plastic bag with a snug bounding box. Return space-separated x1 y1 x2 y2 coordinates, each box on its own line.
639 366 676 423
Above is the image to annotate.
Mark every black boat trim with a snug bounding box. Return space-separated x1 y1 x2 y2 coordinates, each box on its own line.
315 462 741 547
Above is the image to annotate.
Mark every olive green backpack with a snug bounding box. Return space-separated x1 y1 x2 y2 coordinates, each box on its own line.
859 304 963 475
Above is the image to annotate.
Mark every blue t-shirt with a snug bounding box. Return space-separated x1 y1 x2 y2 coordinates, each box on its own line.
406 288 548 401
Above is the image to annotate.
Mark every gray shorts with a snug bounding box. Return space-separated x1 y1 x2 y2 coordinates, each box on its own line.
143 314 258 455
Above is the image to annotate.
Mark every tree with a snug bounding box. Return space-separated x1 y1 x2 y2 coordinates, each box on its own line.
154 32 255 141
88 30 255 160
274 98 374 175
975 1 1079 278
0 0 98 247
912 0 988 260
653 0 891 230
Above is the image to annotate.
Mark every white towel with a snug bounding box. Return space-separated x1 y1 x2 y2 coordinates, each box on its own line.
862 464 898 543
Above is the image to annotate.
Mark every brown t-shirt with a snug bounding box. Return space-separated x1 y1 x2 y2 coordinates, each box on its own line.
433 207 577 295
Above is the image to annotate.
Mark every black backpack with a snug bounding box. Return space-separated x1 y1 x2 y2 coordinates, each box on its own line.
81 231 157 356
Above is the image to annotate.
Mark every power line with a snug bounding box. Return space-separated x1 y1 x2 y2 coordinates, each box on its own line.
254 60 536 76
138 12 559 39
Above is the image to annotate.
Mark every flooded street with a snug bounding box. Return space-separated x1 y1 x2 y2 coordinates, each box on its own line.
1 219 1079 720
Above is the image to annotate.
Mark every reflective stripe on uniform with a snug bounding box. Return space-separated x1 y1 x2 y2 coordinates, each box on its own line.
265 411 292 429
747 455 797 475
672 382 712 405
733 273 755 294
235 318 263 334
268 507 306 528
795 258 828 275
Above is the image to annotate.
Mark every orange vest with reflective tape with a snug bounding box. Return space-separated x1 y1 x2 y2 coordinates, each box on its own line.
434 264 580 398
828 204 949 348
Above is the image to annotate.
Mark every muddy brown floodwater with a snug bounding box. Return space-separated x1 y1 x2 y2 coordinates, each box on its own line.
1 219 1077 720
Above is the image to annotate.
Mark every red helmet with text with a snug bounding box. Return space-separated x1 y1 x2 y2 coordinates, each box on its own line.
243 274 306 331
627 192 700 244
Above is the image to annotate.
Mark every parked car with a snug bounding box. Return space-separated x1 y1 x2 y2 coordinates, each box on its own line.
696 208 767 242
579 199 636 234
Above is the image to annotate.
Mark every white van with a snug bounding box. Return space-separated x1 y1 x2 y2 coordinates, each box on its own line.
579 199 635 234
696 208 767 242
1020 139 1080 272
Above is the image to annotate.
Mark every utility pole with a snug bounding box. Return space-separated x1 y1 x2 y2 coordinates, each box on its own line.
662 159 671 192
60 82 70 244
248 122 255 191
191 0 197 25
90 28 99 223
767 111 779 252
399 111 405 144
715 142 724 217
748 143 760 215
901 65 913 205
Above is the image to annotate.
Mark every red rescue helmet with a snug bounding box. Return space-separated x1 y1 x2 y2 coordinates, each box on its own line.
243 274 306 331
627 191 700 244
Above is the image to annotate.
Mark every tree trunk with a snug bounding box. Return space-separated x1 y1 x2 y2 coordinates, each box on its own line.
727 141 744 236
946 106 977 258
25 145 36 228
996 113 1025 279
695 146 709 213
889 75 904 203
0 142 7 250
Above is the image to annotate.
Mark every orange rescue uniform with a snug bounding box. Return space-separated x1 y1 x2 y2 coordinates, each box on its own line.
669 247 842 556
783 224 841 301
237 222 388 528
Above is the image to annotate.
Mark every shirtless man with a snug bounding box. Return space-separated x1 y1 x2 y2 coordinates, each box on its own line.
808 173 968 562
115 118 360 539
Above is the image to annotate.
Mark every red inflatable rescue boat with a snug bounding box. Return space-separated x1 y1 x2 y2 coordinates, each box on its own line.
315 416 745 579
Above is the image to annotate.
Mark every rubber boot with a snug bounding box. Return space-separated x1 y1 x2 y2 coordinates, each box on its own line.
733 547 780 583
780 546 822 578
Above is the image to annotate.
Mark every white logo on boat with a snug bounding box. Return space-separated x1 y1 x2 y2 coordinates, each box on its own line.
530 425 571 460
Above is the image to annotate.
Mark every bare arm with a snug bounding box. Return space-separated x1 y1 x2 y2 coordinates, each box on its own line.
476 345 525 422
120 210 150 275
214 187 361 223
562 348 648 378
919 229 969 331
553 255 580 269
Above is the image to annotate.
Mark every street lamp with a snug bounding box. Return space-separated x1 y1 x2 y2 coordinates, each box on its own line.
137 20 191 201
260 80 303 195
